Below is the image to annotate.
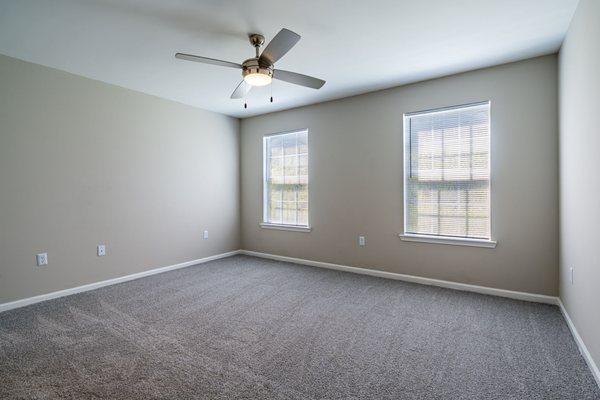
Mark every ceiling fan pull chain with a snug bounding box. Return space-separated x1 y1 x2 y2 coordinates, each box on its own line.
270 83 273 103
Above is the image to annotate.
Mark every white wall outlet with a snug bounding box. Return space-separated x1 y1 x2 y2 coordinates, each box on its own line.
358 235 366 247
203 230 209 240
97 244 106 257
36 253 48 266
570 267 574 284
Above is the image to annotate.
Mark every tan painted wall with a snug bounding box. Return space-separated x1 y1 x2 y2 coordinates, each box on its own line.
559 0 600 372
241 55 559 296
0 54 240 303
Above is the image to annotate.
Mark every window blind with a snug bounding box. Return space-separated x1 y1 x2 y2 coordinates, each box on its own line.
404 102 490 239
263 130 309 226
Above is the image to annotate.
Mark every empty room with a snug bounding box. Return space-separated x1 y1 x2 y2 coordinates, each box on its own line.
1 0 599 398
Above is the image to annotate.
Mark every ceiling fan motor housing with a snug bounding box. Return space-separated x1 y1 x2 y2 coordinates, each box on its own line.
242 58 273 80
243 34 273 83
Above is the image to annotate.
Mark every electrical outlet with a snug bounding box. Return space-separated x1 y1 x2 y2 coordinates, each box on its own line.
570 267 574 284
36 253 48 266
97 244 106 257
203 230 209 240
358 235 366 247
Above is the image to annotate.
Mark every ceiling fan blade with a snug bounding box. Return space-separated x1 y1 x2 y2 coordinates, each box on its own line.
273 69 325 89
230 80 252 99
175 53 241 69
259 28 301 65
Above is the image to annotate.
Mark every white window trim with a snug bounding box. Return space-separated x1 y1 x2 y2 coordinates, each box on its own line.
399 233 497 248
402 101 496 248
262 128 311 231
259 223 312 232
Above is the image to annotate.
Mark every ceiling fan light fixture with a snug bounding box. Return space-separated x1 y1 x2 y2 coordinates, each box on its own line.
242 60 273 87
244 72 272 86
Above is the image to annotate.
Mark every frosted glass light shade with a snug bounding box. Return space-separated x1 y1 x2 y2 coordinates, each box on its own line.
244 73 272 86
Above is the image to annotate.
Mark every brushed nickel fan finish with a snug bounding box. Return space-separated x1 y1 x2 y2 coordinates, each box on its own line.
248 34 265 47
249 34 265 58
241 58 273 79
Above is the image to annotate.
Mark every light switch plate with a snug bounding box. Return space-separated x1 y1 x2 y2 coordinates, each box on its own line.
203 230 209 240
36 253 48 266
358 236 366 247
570 267 574 284
97 244 106 256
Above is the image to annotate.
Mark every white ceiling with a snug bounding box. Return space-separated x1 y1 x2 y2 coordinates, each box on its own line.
0 0 578 118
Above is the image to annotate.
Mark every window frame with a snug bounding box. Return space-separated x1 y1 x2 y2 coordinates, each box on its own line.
400 101 496 248
261 128 311 233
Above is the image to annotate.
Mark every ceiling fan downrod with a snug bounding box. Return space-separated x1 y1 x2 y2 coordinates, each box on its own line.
249 34 265 58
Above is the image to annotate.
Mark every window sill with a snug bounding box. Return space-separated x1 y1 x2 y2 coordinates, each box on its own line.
260 223 312 232
399 233 497 248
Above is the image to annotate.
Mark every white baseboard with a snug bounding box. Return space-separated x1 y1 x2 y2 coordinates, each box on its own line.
239 250 559 305
0 250 241 313
558 299 600 388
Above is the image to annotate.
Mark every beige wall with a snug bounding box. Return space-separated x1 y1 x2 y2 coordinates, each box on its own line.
0 54 240 303
241 55 559 296
0 52 563 304
559 0 600 373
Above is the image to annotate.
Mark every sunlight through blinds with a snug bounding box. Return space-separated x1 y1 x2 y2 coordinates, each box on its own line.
405 102 490 239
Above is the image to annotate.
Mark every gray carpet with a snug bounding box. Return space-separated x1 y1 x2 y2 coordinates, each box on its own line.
1 255 598 399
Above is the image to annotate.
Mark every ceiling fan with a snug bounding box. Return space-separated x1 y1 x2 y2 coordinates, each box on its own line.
175 28 325 100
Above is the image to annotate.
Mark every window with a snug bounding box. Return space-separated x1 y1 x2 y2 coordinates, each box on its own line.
403 102 493 245
262 129 310 231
